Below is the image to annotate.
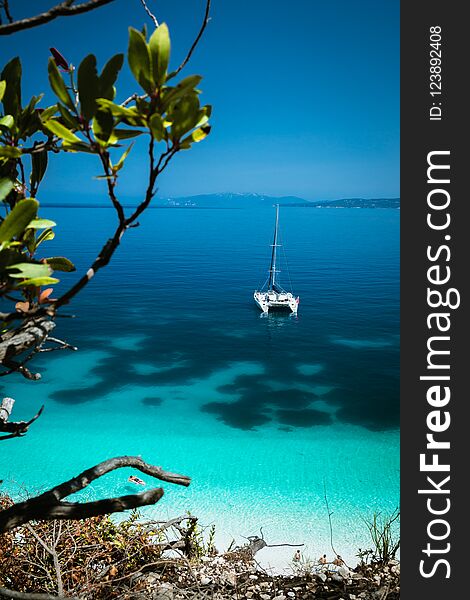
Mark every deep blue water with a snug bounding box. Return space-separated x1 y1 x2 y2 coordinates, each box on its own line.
1 206 399 566
21 207 399 431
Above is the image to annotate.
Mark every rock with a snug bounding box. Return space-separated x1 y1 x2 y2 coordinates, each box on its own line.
316 572 327 582
152 583 174 600
223 572 237 586
260 595 271 600
338 566 351 578
249 574 258 580
200 576 211 585
273 595 286 600
287 592 295 598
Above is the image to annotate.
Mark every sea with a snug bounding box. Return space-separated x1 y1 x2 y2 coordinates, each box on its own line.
1 205 399 570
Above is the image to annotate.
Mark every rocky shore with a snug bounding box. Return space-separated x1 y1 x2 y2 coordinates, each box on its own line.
116 551 400 600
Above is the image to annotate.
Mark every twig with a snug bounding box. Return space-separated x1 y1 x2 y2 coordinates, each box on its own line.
0 589 77 600
139 0 158 28
0 1 14 24
0 0 116 35
172 0 212 78
323 480 339 559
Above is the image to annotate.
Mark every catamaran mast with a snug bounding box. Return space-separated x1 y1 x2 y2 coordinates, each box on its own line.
268 204 280 289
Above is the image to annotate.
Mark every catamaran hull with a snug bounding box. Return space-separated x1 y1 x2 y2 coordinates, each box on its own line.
254 292 298 314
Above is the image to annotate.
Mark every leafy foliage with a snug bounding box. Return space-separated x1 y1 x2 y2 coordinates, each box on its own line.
0 23 211 328
364 508 400 564
0 495 164 597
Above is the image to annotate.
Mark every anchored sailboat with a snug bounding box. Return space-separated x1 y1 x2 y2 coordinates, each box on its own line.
254 205 299 314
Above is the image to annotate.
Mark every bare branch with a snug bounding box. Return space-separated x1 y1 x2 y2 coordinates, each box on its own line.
0 0 116 35
0 398 44 441
172 0 212 78
0 456 190 532
139 0 158 28
0 1 14 24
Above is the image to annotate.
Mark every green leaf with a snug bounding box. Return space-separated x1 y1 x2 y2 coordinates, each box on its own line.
30 149 49 191
92 109 114 144
58 104 79 130
149 23 170 85
195 104 212 127
99 54 124 100
0 115 14 129
27 218 57 229
40 105 59 122
44 256 76 272
114 142 134 172
18 276 59 287
36 228 55 246
61 140 95 153
128 28 154 93
47 58 74 109
109 128 144 142
0 80 6 102
1 58 21 118
96 99 137 119
170 94 200 139
182 124 211 146
149 113 165 141
0 198 38 242
42 119 81 143
23 227 36 254
161 75 202 110
0 248 22 269
7 261 52 279
0 146 22 159
0 177 14 202
78 54 99 120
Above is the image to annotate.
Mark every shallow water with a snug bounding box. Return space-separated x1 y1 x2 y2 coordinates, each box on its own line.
1 206 399 568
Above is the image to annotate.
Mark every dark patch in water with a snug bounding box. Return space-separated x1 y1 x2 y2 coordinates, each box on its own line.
141 396 163 406
42 298 399 432
202 400 271 430
277 408 332 427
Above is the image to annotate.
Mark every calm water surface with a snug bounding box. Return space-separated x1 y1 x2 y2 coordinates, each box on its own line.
1 206 399 567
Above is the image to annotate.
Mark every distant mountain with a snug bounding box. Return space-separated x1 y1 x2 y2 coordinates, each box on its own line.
40 194 400 209
157 193 400 209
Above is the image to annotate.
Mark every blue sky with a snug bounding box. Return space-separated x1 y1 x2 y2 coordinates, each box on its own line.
1 0 399 201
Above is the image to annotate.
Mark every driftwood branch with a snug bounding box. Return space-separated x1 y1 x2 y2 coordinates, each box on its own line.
0 456 190 532
0 0 116 35
0 398 44 441
0 318 55 362
242 527 304 557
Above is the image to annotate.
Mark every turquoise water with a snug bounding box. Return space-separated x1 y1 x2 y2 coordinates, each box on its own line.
1 206 399 568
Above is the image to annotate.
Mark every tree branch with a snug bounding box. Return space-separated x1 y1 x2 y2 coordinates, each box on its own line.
0 0 116 35
0 398 44 440
172 0 212 78
139 0 158 28
0 456 190 532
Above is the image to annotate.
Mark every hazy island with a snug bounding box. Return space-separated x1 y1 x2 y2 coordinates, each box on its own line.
159 193 401 209
39 194 401 210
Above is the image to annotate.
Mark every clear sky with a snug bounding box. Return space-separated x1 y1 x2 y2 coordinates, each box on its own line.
1 0 399 202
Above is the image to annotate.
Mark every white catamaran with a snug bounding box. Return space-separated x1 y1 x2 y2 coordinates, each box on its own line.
254 205 299 314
